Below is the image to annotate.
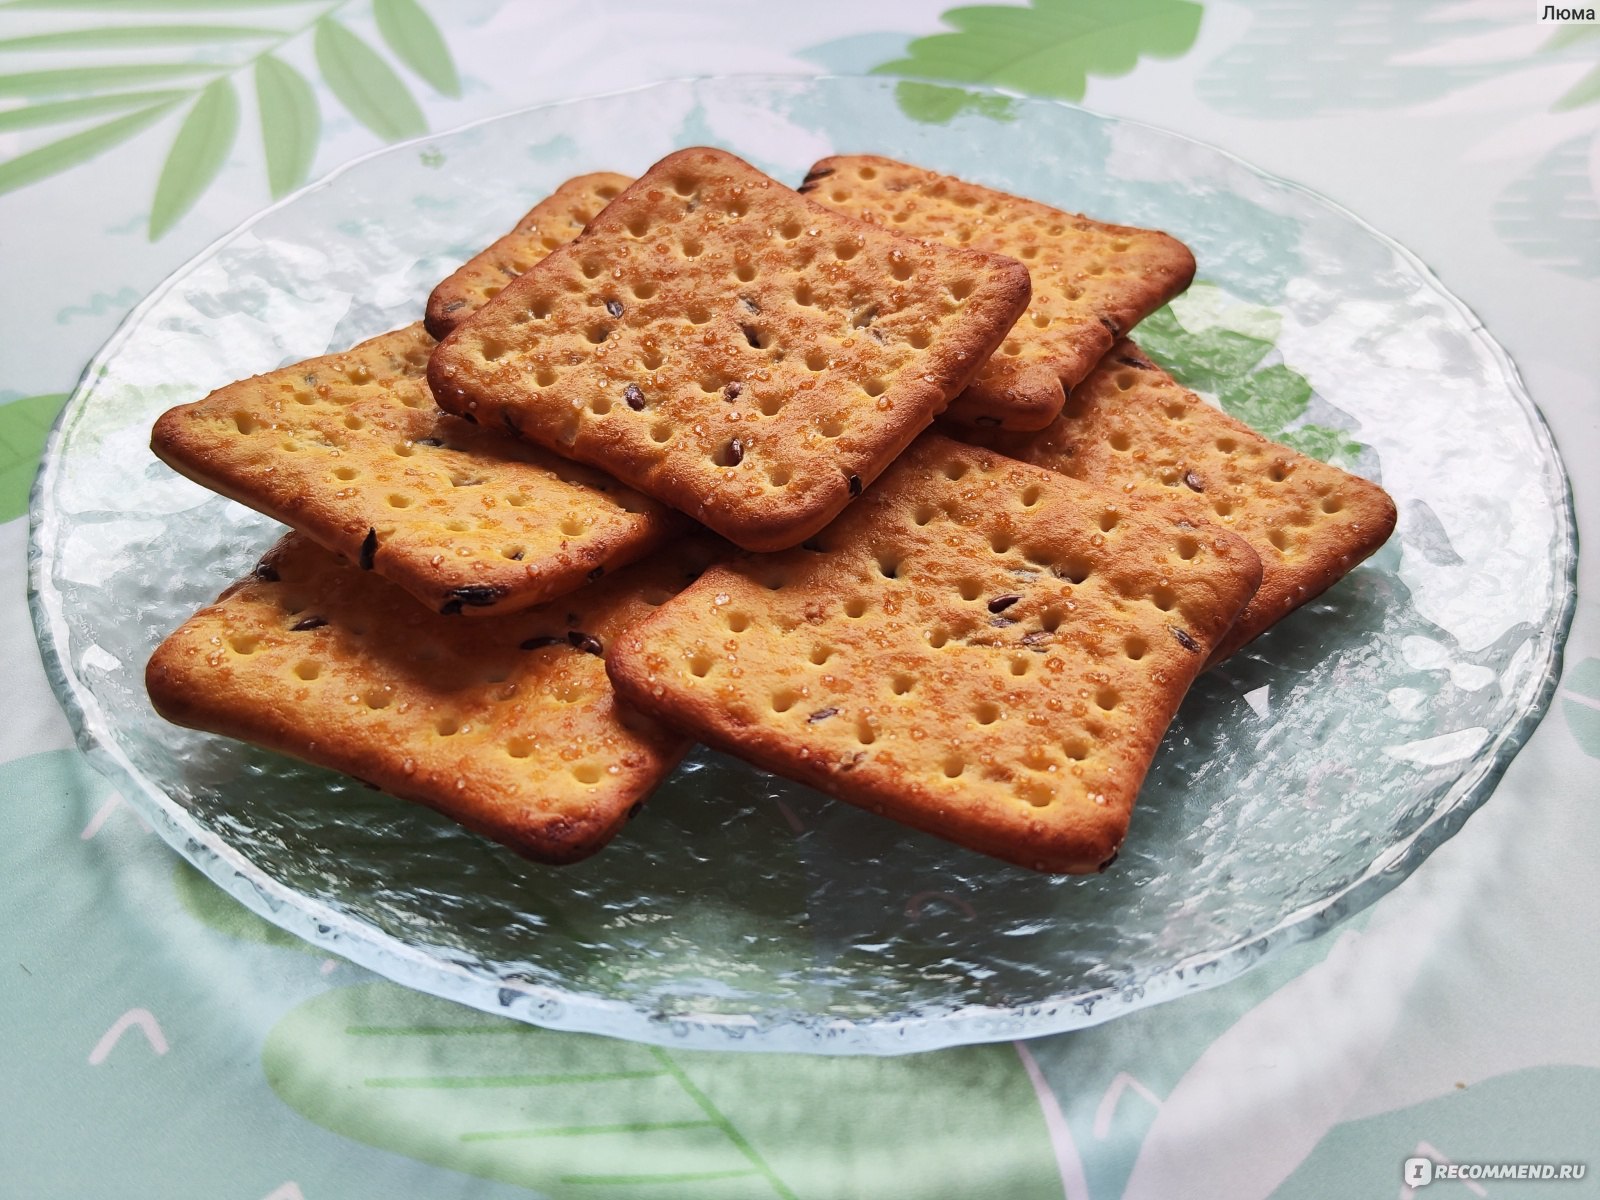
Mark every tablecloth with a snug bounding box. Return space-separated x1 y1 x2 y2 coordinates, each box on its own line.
3 2 1597 1197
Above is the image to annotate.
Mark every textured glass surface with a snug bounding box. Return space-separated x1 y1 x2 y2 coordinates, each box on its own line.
29 77 1576 1054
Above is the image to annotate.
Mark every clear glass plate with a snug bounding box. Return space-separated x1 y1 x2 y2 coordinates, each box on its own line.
29 76 1576 1054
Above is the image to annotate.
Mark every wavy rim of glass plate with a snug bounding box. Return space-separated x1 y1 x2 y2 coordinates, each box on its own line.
27 75 1579 1055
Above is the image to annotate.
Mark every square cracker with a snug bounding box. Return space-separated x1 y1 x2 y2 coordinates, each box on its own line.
152 324 683 617
963 340 1397 664
427 147 1032 553
606 435 1262 874
425 172 632 339
803 155 1196 432
146 533 718 863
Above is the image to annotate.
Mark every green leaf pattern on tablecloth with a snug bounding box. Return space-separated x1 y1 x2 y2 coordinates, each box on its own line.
891 79 1017 124
0 391 66 521
1196 2 1514 116
0 21 284 51
1546 24 1600 110
1554 64 1600 111
1196 2 1600 280
148 75 237 238
312 14 425 141
1494 134 1600 281
265 982 1066 1200
1500 28 1600 278
0 0 458 236
1131 287 1361 464
871 0 1202 115
0 1 315 9
173 860 314 951
255 53 319 198
0 89 186 132
0 62 216 95
0 96 180 193
1561 657 1600 760
372 0 459 99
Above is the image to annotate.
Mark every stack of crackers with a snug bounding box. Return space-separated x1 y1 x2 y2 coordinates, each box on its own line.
147 148 1395 874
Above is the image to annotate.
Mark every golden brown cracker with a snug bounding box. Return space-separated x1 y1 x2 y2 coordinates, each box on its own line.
425 172 632 339
803 155 1195 432
146 533 718 863
428 147 1032 553
965 340 1397 663
606 435 1261 873
152 324 682 617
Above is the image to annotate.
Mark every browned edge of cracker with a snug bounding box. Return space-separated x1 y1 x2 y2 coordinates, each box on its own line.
428 147 1032 553
424 172 633 340
607 434 1263 873
151 323 685 619
146 533 720 864
951 357 1069 433
961 339 1397 665
803 154 1196 432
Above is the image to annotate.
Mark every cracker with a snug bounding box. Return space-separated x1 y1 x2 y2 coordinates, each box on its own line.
606 435 1261 874
964 340 1397 663
152 324 683 617
427 147 1032 553
803 155 1195 432
425 172 632 339
146 532 718 863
